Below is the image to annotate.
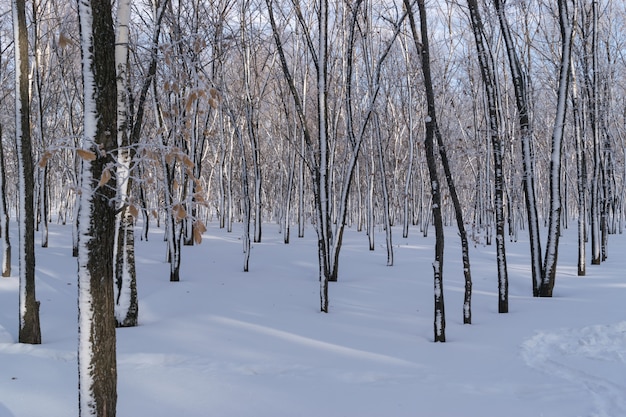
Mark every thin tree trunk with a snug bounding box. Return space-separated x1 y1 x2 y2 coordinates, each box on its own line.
375 115 393 266
540 0 574 297
415 0 445 342
571 60 586 276
494 0 542 296
590 0 601 265
0 125 11 277
466 0 508 313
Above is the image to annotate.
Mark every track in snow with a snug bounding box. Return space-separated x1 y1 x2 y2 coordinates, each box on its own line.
521 322 626 417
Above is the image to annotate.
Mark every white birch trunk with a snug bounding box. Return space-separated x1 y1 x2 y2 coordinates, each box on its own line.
541 0 574 296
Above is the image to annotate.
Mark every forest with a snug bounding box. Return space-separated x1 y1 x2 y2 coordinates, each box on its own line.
1 0 626 415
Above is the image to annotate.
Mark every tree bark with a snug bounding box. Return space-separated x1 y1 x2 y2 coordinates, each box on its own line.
77 0 118 413
13 0 42 344
415 0 446 341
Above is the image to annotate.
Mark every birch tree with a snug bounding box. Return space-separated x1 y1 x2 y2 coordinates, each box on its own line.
540 0 574 297
113 0 169 326
465 0 509 313
77 0 118 412
113 0 136 328
493 0 543 296
13 0 42 344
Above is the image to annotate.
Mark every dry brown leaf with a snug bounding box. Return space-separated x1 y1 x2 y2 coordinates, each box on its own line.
58 32 74 48
98 169 112 187
128 204 139 218
173 204 186 221
194 193 205 203
77 149 97 161
193 227 203 244
38 152 51 168
195 220 207 234
182 155 194 169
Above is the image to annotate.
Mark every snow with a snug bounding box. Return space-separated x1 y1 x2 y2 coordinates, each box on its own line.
1 221 626 416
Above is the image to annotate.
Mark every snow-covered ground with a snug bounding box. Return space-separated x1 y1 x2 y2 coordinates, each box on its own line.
1 221 625 416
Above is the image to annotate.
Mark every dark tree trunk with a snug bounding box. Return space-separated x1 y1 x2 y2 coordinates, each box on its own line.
415 0 446 342
14 0 42 345
77 0 118 413
0 124 11 277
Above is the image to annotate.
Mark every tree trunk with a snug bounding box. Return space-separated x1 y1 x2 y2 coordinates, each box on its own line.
466 0 509 313
375 115 393 266
0 125 11 277
540 0 574 297
493 0 543 296
415 0 446 342
571 61 587 276
13 0 42 345
77 0 118 413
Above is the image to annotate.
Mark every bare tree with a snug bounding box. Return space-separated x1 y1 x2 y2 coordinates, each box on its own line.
493 0 543 296
465 0 509 313
414 0 446 341
540 0 575 297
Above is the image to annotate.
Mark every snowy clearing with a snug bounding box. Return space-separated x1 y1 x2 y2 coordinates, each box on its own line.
1 222 625 417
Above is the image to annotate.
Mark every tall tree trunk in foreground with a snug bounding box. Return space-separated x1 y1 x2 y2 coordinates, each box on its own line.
493 0 543 296
77 0 118 412
415 0 445 341
540 0 574 297
13 0 42 344
465 0 508 313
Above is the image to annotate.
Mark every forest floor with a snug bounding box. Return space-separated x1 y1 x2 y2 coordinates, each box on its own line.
1 220 625 416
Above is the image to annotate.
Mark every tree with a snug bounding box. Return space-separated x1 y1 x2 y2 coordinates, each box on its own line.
113 0 137 328
465 0 509 313
0 124 10 278
493 0 543 296
414 0 446 341
113 0 169 326
76 0 118 413
540 0 575 297
13 0 42 344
